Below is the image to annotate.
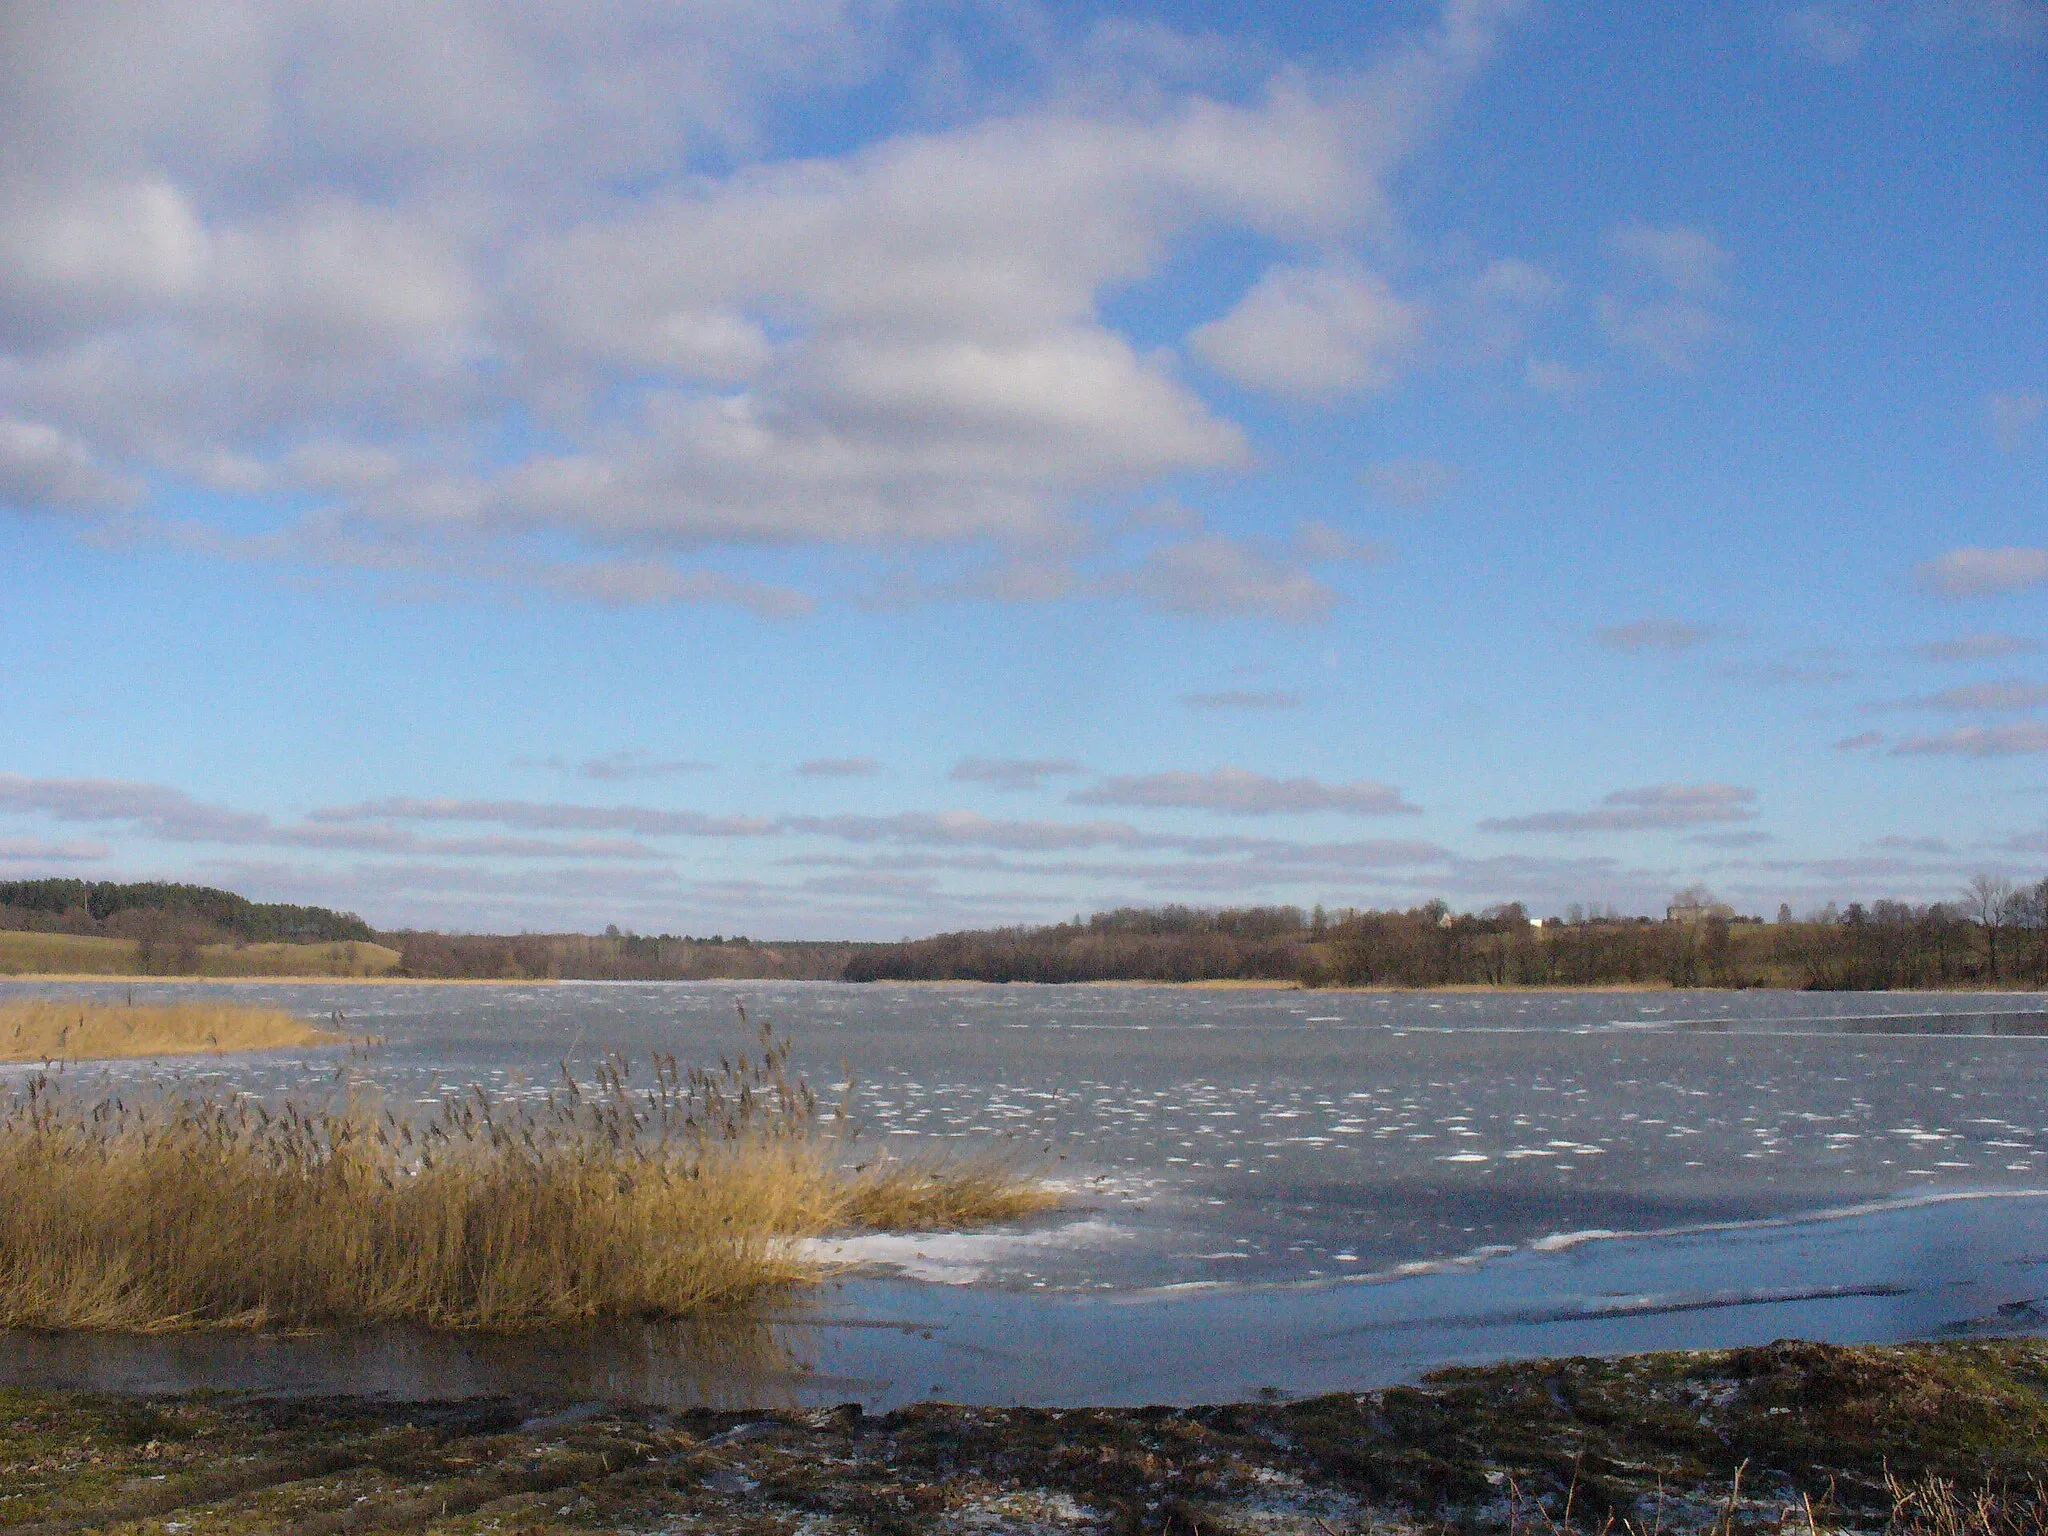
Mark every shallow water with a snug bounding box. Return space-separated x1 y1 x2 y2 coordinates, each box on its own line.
5 979 2047 1404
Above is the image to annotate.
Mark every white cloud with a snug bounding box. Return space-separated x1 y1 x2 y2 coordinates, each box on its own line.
0 835 108 864
1070 766 1419 816
1607 223 1727 294
0 180 210 344
0 416 136 511
1191 264 1426 398
0 0 1530 614
0 2 884 188
1890 723 2048 756
1834 730 1885 751
948 757 1086 791
575 753 712 782
0 773 271 842
1595 616 1714 653
1597 222 1731 370
1917 546 2048 598
1127 534 1341 621
1871 679 2048 712
1481 783 1758 834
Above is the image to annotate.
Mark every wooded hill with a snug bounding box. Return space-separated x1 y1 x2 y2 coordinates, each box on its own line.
0 879 374 944
844 889 2048 990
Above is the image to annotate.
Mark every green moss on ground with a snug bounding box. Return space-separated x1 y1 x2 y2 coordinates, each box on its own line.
2 1340 2046 1534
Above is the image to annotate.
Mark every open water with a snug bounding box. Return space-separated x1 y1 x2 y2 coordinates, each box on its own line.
6 979 2048 1405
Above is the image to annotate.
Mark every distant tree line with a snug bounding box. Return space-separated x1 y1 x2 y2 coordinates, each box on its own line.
383 929 861 981
845 881 2048 990
12 875 2048 989
842 905 1310 984
0 879 375 946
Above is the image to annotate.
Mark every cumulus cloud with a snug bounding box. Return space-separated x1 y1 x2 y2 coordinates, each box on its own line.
1127 534 1342 621
1191 264 1426 398
1481 783 1759 834
0 0 1534 614
1597 222 1732 370
1596 617 1714 653
0 773 272 843
797 757 880 777
0 417 136 511
1890 723 2048 756
1180 689 1302 710
1917 633 2040 663
948 757 1086 791
1916 547 2048 598
1071 767 1420 816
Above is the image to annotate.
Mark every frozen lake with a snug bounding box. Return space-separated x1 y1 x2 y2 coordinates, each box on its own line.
5 979 2048 1405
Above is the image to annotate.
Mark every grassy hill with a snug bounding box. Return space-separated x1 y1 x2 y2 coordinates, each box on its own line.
0 931 403 979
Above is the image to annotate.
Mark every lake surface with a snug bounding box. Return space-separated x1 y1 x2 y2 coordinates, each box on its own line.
6 979 2048 1406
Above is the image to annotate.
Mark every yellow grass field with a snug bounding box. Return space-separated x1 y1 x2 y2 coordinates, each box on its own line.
0 1033 1056 1331
0 999 344 1062
0 929 403 978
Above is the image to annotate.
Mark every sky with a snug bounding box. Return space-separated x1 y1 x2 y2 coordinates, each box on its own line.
0 0 2044 937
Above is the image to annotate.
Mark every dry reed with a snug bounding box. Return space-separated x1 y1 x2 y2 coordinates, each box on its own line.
0 1021 1054 1332
0 998 341 1062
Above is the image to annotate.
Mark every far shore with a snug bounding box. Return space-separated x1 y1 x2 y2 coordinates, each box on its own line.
0 972 560 985
7 972 2044 993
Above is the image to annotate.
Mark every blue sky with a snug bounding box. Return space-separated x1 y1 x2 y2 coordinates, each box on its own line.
0 0 2043 936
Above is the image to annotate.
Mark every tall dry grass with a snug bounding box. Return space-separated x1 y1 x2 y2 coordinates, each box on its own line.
0 998 341 1062
0 1024 1053 1332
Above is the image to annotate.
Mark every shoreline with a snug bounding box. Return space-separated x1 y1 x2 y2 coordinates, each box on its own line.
4 1339 2043 1533
4 972 2045 994
0 973 559 985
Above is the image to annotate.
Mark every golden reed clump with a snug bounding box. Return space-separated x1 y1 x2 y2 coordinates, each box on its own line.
0 998 340 1062
0 1023 1053 1332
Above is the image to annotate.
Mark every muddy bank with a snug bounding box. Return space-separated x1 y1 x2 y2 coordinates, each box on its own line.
3 1339 2046 1533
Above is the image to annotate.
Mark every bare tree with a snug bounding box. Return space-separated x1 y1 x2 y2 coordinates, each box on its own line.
1965 873 2016 981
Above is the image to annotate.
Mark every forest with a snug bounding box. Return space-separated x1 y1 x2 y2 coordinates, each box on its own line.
0 879 375 945
843 879 2048 991
378 928 860 981
6 877 2048 988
